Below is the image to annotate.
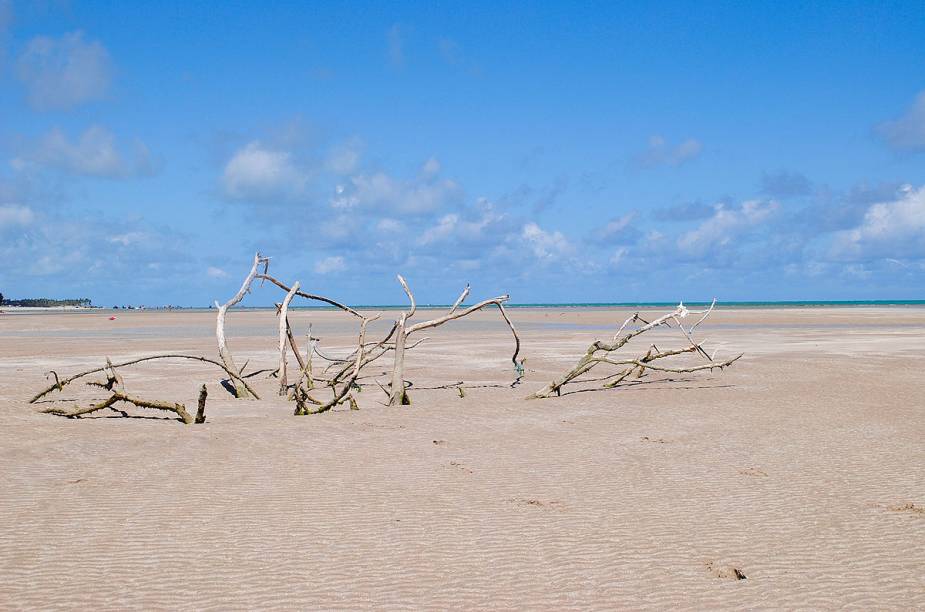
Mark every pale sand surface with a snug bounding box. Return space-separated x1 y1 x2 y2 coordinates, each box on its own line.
1 306 923 609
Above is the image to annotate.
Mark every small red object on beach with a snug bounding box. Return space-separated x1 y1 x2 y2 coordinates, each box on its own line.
109 316 117 320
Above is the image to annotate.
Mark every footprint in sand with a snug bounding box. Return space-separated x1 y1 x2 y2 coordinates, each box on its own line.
706 561 747 581
739 467 768 477
448 461 473 474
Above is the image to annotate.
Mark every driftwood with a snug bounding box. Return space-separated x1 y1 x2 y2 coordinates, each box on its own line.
294 315 377 414
196 384 208 424
30 354 259 404
215 252 269 398
386 275 523 406
31 251 743 426
42 390 196 423
527 300 741 399
277 281 300 396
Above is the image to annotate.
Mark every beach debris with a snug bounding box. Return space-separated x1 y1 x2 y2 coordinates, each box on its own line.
30 354 259 404
526 299 741 399
214 252 270 398
706 561 747 580
383 275 522 406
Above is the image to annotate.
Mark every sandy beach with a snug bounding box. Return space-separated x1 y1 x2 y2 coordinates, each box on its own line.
0 306 923 609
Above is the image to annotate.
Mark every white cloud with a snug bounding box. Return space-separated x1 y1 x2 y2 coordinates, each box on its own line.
14 126 154 178
418 202 505 246
832 184 925 259
677 200 778 256
314 255 347 274
877 91 925 153
15 31 112 110
222 141 307 200
337 166 462 215
638 135 702 167
207 266 229 278
521 222 572 261
0 203 34 228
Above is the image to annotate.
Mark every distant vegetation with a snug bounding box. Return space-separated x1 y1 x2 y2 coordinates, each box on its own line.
0 295 92 307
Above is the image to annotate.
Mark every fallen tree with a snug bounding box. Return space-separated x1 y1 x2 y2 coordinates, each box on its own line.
526 300 741 399
35 357 210 424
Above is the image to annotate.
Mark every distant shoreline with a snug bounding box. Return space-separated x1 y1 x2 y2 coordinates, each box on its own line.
3 300 924 313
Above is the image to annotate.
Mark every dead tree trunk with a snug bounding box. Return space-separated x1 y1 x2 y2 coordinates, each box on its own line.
277 281 300 396
215 252 268 398
388 315 409 406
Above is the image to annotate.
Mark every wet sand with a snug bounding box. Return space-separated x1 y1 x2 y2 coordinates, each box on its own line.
1 306 923 609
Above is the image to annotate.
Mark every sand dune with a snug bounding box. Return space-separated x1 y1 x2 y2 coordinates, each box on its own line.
1 307 923 609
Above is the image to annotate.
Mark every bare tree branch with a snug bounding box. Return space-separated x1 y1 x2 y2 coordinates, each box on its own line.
31 354 259 403
528 301 740 399
215 252 268 398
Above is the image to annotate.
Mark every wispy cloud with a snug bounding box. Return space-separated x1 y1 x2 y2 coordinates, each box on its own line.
637 135 702 168
876 91 925 153
13 126 157 178
15 31 113 110
314 255 347 274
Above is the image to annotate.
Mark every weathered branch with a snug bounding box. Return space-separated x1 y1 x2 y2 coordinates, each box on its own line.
42 390 195 424
387 276 523 406
195 384 207 424
296 315 377 415
215 252 268 398
277 281 300 396
257 273 362 318
31 354 259 404
528 301 739 399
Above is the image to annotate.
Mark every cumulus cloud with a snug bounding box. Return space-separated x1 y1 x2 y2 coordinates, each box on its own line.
637 135 702 168
13 126 156 178
417 199 508 248
677 200 778 258
221 141 308 200
15 31 113 110
832 185 925 260
521 222 572 261
876 91 925 153
334 163 462 215
314 255 347 274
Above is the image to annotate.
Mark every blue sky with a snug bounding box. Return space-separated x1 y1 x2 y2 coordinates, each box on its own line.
1 1 924 306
